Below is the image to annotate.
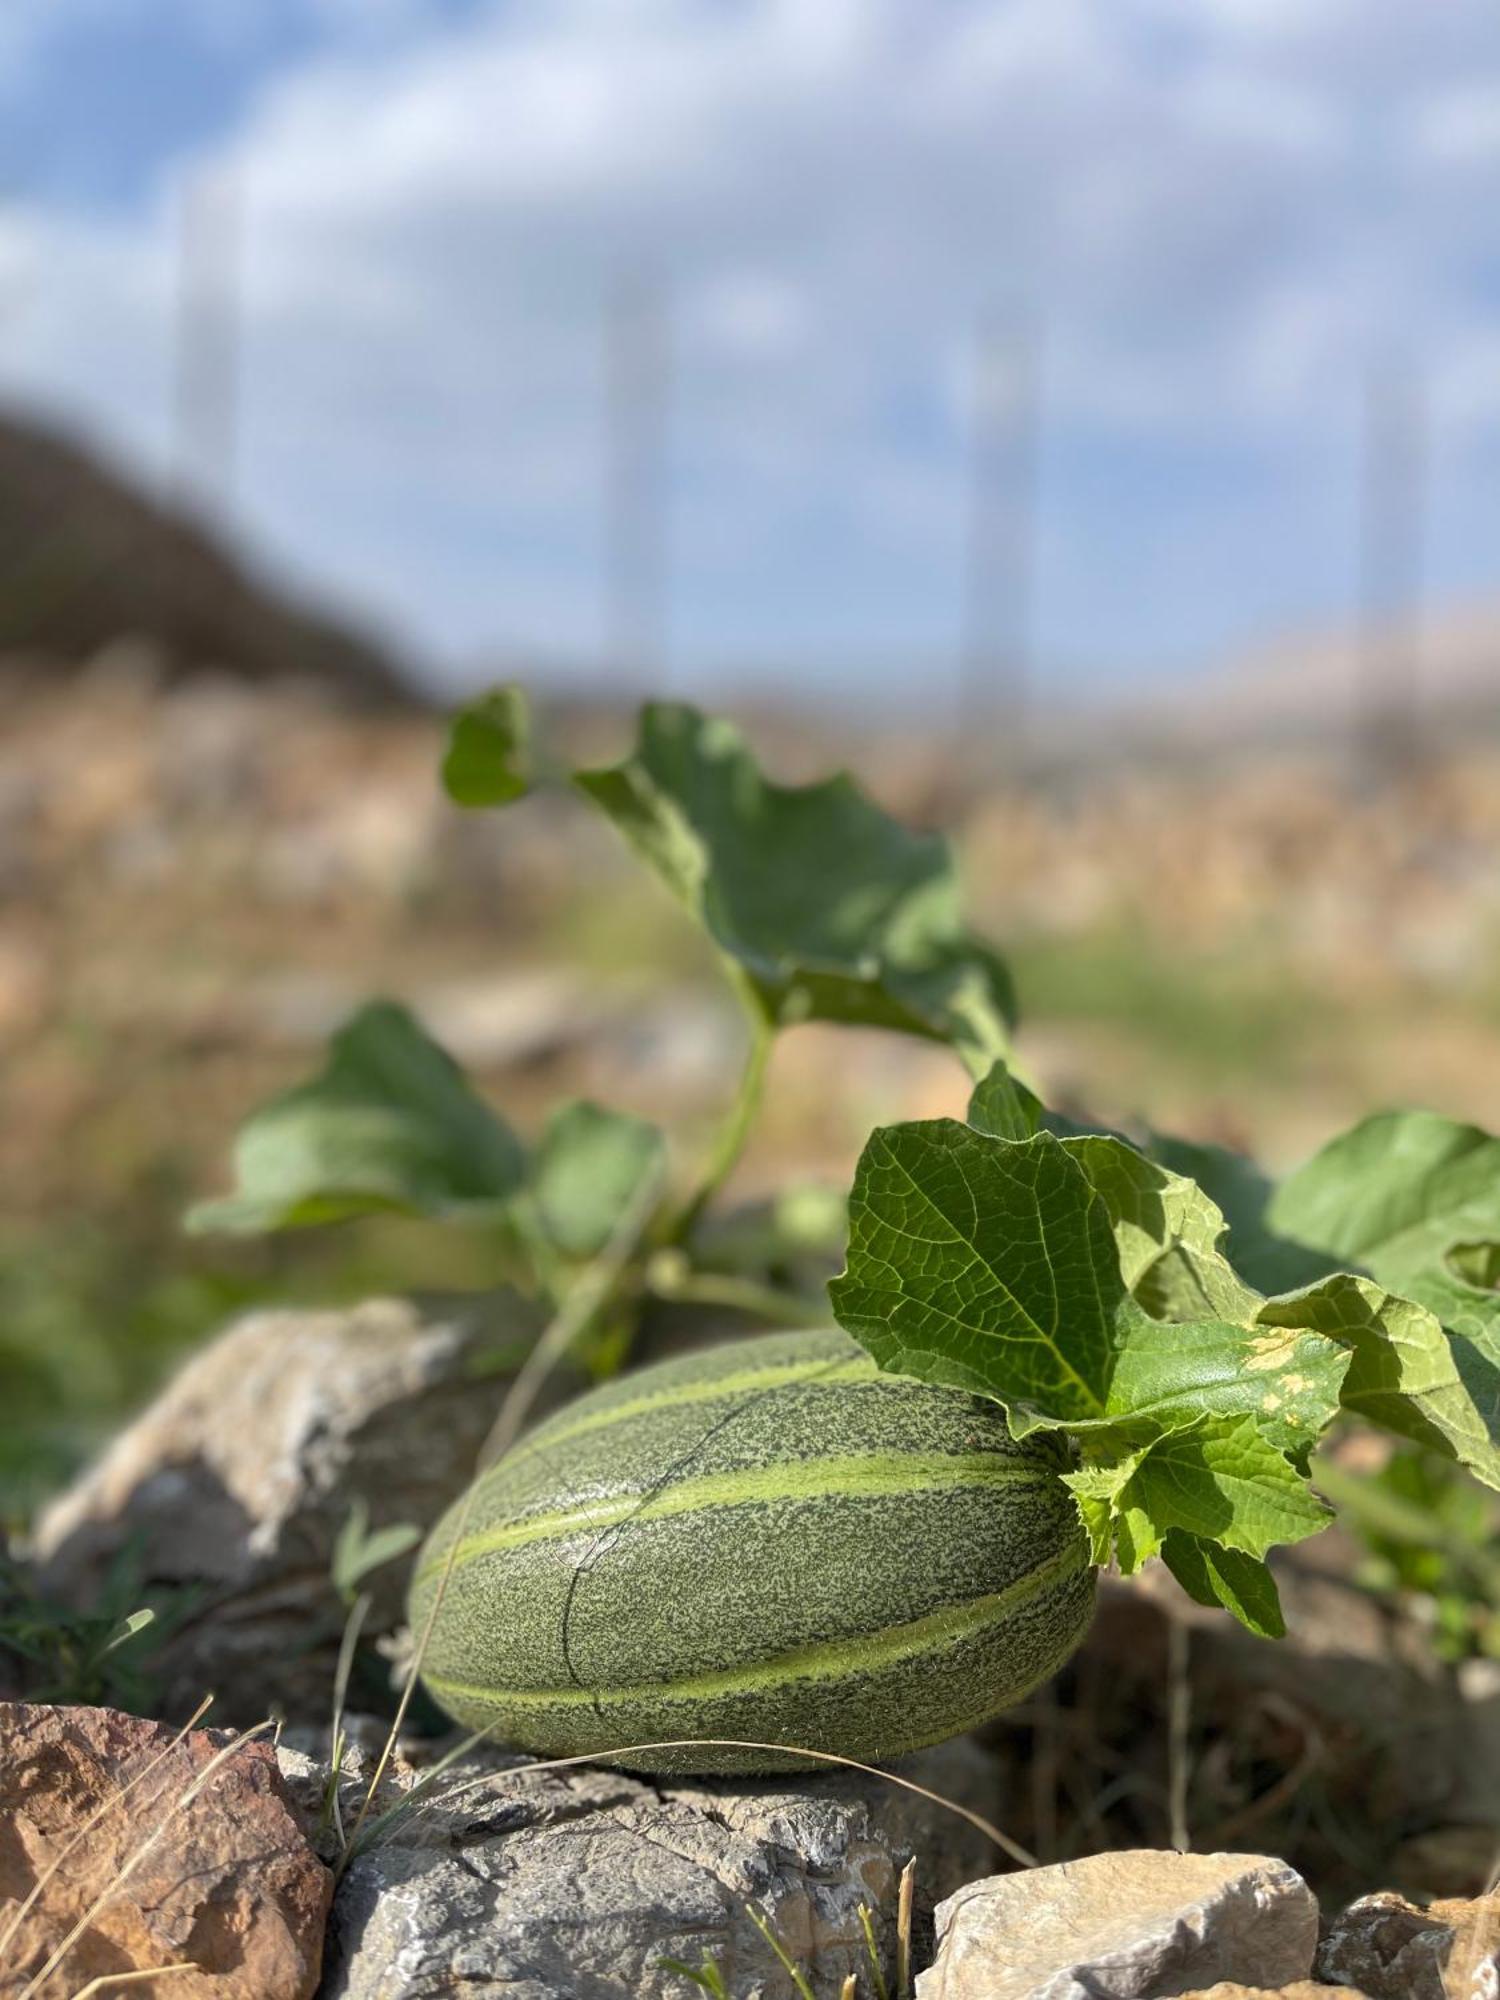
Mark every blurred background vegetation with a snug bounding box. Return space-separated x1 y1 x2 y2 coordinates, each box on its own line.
8 568 1500 1516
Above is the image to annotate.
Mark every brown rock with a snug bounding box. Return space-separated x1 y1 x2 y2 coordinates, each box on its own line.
0 1701 329 1998
1316 1887 1500 2000
32 1293 537 1724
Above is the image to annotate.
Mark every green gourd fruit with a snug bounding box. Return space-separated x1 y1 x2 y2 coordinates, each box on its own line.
410 1327 1095 1773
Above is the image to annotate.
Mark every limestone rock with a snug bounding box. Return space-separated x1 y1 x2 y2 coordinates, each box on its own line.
1178 1986 1370 1998
310 1732 1000 2000
0 1700 329 1998
1316 1887 1500 2000
32 1293 536 1724
916 1849 1319 2000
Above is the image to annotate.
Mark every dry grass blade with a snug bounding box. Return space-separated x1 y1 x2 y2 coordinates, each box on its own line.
326 1590 371 1848
337 1166 665 1872
1167 1614 1191 1852
341 1724 497 1862
66 1969 195 1998
0 1697 215 1968
896 1856 915 2000
421 1739 1036 1869
14 1719 273 2000
839 1977 856 2000
1207 1693 1321 1848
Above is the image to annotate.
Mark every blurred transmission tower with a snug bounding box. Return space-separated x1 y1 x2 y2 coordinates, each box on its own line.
960 314 1039 766
1356 351 1426 775
606 269 670 689
171 163 244 525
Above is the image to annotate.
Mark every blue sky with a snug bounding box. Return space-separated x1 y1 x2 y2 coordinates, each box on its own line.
1 0 1499 704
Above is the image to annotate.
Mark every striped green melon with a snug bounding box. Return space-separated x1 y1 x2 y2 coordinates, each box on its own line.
410 1327 1094 1774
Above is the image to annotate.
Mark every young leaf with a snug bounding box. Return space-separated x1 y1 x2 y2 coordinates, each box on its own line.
189 1001 525 1234
1160 1532 1287 1640
1065 1417 1331 1570
966 1061 1043 1140
574 704 1014 1067
333 1500 423 1605
99 1607 157 1659
442 686 531 807
528 1100 667 1259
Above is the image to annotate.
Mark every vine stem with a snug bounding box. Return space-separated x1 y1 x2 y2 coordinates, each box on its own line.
665 994 775 1246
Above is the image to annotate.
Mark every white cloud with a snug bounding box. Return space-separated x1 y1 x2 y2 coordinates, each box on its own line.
1 0 1498 686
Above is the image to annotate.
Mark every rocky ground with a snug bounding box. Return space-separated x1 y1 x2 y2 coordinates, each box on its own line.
9 661 1500 1990
4 1296 1500 1997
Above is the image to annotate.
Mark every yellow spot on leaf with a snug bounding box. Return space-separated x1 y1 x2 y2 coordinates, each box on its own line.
1245 1331 1299 1372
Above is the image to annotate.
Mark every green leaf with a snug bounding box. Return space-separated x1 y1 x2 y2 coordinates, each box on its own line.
188 1001 525 1234
1067 1417 1331 1569
830 1120 1350 1455
333 1499 423 1604
1058 1133 1262 1323
829 1116 1357 1623
966 1060 1043 1140
656 1960 730 2000
99 1607 157 1659
1160 1532 1286 1639
1034 1105 1339 1297
1147 1131 1340 1296
1270 1110 1500 1488
528 1100 667 1259
442 685 531 807
1270 1109 1500 1285
575 704 1014 1067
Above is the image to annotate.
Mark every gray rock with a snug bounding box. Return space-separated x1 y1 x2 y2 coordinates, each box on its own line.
310 1733 1001 2000
33 1293 537 1725
916 1849 1319 2000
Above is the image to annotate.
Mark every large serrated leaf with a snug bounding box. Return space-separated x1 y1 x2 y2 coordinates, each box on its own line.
1058 1133 1262 1323
1160 1531 1286 1639
1097 1417 1331 1566
188 1001 525 1234
574 704 1014 1066
829 1114 1358 1623
1269 1109 1500 1289
830 1119 1350 1456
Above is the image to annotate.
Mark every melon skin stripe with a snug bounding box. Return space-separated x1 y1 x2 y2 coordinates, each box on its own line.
412 1326 1096 1774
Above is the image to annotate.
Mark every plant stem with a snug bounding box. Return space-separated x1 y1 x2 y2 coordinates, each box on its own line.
667 998 774 1244
645 1255 827 1329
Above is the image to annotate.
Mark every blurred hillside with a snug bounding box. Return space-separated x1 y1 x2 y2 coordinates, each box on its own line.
0 407 412 702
